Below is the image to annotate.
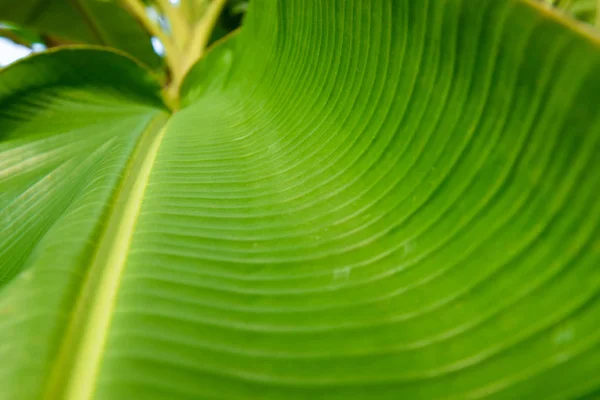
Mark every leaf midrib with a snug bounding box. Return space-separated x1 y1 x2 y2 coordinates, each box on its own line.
42 111 170 400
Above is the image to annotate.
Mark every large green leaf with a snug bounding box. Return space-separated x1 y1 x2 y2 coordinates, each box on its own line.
1 0 600 399
0 0 161 68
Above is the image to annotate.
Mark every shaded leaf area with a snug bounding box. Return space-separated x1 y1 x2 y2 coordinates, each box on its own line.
0 0 161 67
1 0 600 399
0 21 44 48
208 0 248 45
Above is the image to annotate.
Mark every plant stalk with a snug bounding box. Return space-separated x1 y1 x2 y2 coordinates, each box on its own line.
167 0 227 105
155 0 190 49
121 0 181 72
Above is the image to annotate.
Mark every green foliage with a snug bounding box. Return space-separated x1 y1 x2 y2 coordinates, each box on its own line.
0 0 161 67
0 0 246 82
1 0 600 399
0 21 44 48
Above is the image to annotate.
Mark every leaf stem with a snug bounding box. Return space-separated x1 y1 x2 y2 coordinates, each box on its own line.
120 0 180 71
155 0 190 49
120 0 228 107
188 0 227 62
168 0 227 105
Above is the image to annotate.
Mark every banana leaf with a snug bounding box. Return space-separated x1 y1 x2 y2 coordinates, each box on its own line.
1 0 600 399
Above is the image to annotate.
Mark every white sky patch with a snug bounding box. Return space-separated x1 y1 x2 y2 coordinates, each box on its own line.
31 43 46 52
0 38 32 67
151 37 165 56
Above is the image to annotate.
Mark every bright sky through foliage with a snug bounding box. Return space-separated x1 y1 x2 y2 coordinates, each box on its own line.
0 37 31 66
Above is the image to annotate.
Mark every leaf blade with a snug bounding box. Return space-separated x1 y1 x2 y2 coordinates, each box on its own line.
0 48 167 399
2 1 600 399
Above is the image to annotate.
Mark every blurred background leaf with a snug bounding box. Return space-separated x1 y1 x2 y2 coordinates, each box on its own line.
207 0 246 45
540 0 599 26
0 0 161 68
